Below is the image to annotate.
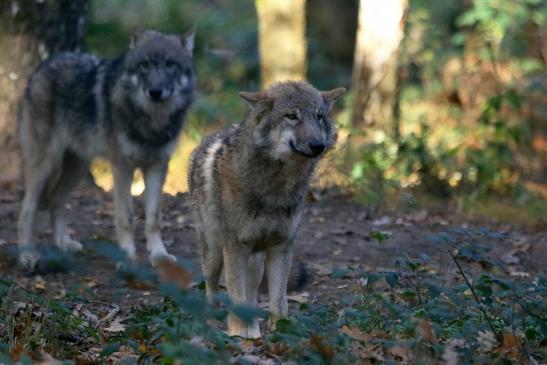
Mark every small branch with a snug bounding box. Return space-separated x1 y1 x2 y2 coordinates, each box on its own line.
449 250 500 341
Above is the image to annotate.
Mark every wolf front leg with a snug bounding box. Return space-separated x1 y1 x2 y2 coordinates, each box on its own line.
244 252 265 338
112 164 137 261
18 152 61 268
266 243 294 329
223 244 252 338
143 161 175 265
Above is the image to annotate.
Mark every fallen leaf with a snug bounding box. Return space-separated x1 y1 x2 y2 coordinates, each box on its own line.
418 319 437 343
104 318 126 333
310 335 334 360
37 351 63 365
287 292 310 303
477 330 497 353
156 259 192 289
442 344 458 365
311 262 332 276
509 271 530 278
495 329 522 360
502 251 519 265
372 216 391 226
34 276 46 291
390 345 411 362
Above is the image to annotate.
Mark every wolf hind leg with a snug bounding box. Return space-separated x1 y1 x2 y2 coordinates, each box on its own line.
200 230 224 304
245 251 265 338
49 152 89 252
18 145 64 268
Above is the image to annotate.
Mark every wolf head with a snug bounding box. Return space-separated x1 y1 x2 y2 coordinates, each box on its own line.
240 81 345 161
124 30 195 104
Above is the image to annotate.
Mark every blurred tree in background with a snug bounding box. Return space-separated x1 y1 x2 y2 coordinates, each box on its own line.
256 0 307 88
0 0 89 189
351 0 408 135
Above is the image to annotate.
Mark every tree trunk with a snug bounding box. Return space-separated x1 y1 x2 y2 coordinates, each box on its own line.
0 0 89 189
351 0 408 135
256 0 307 89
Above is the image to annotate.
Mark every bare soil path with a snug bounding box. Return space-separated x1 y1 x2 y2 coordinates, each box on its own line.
1 187 545 308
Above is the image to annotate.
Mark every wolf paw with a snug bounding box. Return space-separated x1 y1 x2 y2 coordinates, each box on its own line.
57 239 83 252
150 252 177 266
19 250 40 269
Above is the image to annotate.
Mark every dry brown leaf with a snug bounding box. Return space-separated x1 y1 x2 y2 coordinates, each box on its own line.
310 334 334 360
418 319 437 343
34 276 46 291
156 259 192 289
37 351 63 365
495 329 522 360
390 345 411 363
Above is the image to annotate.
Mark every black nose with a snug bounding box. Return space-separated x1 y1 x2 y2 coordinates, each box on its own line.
308 140 325 156
148 88 163 101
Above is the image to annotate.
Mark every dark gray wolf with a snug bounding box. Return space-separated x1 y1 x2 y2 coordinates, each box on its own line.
18 30 196 268
189 81 345 337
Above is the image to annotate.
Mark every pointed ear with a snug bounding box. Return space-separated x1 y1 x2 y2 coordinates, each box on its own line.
239 91 271 108
182 30 195 53
130 27 145 49
321 87 346 110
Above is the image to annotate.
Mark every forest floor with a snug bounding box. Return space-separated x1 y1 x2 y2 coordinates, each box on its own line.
0 186 545 363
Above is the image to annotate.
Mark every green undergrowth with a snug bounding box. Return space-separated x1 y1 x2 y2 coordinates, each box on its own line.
0 228 545 364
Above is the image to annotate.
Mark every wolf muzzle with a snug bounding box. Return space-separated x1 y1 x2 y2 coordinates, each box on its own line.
290 139 325 158
147 88 172 102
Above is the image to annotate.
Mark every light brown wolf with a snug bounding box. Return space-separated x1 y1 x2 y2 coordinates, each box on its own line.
189 81 345 337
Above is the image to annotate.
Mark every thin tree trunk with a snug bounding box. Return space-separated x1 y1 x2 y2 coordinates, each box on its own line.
0 0 88 189
256 0 307 89
351 0 408 135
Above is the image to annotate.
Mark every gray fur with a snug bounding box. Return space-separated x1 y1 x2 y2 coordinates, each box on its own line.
18 30 196 268
189 81 345 338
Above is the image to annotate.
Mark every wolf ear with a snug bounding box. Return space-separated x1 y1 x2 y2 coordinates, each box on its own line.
321 87 346 110
130 27 146 49
239 91 271 108
181 30 195 53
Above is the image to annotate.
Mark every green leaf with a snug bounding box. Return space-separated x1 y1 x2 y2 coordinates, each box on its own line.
275 318 294 334
331 267 352 279
100 342 121 357
385 272 399 288
369 230 390 244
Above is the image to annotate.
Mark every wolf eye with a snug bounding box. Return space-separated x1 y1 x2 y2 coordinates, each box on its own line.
285 113 298 120
166 60 178 71
139 62 150 73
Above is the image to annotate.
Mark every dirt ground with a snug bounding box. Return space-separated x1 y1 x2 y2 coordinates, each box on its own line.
0 186 546 310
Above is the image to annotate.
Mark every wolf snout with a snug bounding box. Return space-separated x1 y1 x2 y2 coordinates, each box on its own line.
307 140 325 157
147 88 171 102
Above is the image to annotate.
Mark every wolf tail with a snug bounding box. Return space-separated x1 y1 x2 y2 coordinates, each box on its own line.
259 261 313 293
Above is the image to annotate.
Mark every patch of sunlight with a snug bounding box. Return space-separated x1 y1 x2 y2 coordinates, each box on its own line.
90 132 201 196
164 134 200 195
90 158 113 192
